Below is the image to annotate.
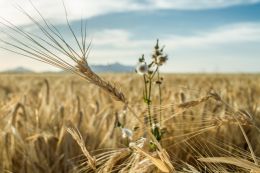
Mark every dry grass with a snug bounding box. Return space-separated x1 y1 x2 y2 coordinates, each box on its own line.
0 73 259 173
0 3 259 172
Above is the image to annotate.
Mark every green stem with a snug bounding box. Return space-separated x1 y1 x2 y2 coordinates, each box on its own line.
143 74 151 127
147 67 158 127
147 77 152 127
157 69 162 124
151 67 158 79
143 75 148 99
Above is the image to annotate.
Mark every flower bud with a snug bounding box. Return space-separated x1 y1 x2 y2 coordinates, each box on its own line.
136 62 148 75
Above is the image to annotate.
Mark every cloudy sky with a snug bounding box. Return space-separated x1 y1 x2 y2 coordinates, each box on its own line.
0 0 260 72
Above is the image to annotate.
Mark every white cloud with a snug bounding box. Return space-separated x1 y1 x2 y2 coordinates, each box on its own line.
91 29 150 50
88 22 260 72
1 21 260 72
147 0 260 10
165 23 260 49
0 0 259 26
92 30 132 47
90 22 260 50
0 0 141 26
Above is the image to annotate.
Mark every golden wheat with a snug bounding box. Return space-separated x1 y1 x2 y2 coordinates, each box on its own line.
0 73 259 172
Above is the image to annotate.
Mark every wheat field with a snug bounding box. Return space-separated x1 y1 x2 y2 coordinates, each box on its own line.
0 73 259 173
0 4 259 172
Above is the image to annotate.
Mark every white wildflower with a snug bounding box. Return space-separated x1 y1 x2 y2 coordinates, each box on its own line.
152 123 160 130
129 137 147 148
135 62 148 75
156 55 168 66
121 127 133 140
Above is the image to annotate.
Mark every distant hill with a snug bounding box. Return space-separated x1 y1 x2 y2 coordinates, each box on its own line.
90 63 134 73
2 63 135 73
4 67 34 73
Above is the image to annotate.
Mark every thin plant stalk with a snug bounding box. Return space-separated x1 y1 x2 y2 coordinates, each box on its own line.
147 76 153 127
157 69 162 125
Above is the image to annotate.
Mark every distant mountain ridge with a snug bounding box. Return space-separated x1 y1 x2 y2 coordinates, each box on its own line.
4 67 34 73
90 63 134 73
2 63 134 73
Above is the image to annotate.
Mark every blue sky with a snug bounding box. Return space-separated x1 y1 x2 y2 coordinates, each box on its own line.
0 0 260 72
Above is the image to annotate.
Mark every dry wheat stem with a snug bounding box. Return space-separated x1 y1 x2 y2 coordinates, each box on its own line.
67 127 96 171
0 5 174 171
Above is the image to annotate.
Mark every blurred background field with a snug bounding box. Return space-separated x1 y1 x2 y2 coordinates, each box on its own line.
1 0 260 172
0 73 259 172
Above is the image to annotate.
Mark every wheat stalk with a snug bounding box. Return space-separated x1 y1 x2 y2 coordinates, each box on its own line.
67 127 96 171
0 1 127 105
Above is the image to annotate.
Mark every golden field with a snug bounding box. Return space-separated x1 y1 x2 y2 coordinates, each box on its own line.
0 73 259 173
